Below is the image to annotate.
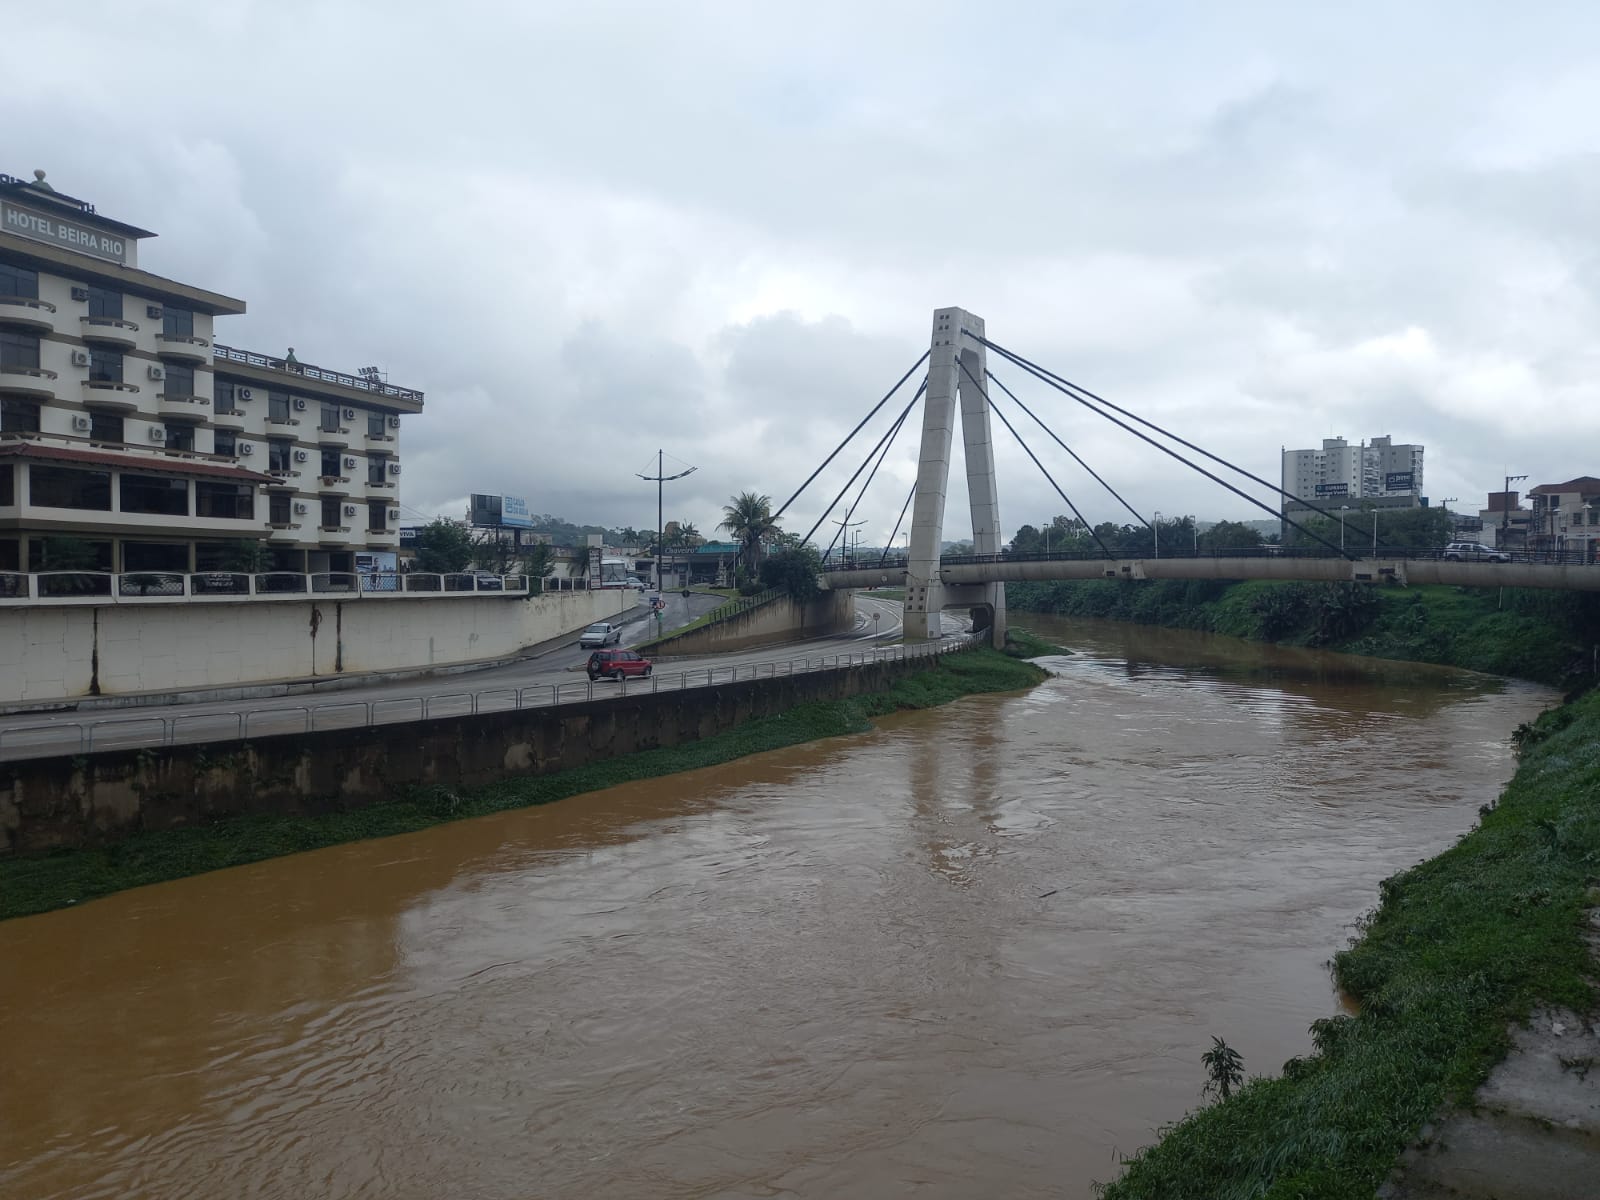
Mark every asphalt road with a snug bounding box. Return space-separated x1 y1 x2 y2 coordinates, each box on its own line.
0 592 963 761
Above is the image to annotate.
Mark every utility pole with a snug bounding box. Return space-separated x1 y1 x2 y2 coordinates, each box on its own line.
1503 474 1527 543
637 450 696 593
833 517 865 565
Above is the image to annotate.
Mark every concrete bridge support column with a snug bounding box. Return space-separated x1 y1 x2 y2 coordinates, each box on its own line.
904 307 1006 643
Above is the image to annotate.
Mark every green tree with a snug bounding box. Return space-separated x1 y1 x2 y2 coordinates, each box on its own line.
38 537 101 571
758 544 823 602
1201 1036 1244 1102
1198 520 1264 552
414 518 476 573
221 539 271 573
720 491 779 570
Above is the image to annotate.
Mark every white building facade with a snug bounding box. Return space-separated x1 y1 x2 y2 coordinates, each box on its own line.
1281 435 1424 507
0 170 420 584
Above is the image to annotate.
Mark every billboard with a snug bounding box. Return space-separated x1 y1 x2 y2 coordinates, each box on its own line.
1385 471 1415 492
1314 482 1349 497
469 493 533 528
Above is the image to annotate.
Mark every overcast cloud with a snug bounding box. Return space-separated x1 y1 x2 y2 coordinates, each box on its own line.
13 1 1600 545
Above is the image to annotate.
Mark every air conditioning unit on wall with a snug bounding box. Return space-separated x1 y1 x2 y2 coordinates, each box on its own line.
147 365 165 381
342 408 355 420
70 350 90 367
343 504 357 517
293 397 307 410
387 415 401 428
388 463 401 475
343 455 357 468
239 442 254 455
149 427 166 442
294 449 308 462
387 509 400 522
239 387 253 400
72 415 90 431
294 502 308 515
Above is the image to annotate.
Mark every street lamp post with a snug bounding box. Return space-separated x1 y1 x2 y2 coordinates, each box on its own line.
1372 508 1378 554
1503 473 1528 545
1152 511 1162 559
1191 516 1198 555
636 450 697 593
1340 506 1350 552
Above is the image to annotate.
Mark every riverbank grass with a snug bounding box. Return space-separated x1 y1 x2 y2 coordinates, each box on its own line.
1100 688 1600 1199
0 649 1045 923
1002 627 1070 659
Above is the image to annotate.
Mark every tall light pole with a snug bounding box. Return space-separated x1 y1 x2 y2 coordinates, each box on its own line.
1152 510 1162 559
1340 505 1349 551
833 517 865 566
637 450 696 593
1503 473 1527 544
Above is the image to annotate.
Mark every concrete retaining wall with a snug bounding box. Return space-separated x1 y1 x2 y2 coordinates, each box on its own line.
649 591 854 656
0 654 940 854
0 590 631 705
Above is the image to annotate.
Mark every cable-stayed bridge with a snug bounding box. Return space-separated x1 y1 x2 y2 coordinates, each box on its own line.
776 307 1600 647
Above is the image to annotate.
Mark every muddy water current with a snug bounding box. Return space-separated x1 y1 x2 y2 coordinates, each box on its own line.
0 617 1556 1199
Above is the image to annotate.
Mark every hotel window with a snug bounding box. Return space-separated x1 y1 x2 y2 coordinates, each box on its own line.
0 465 12 506
214 379 239 414
0 398 40 432
268 439 292 472
214 430 237 458
162 307 195 339
120 474 188 516
88 348 123 384
367 412 386 438
89 411 124 444
320 405 341 432
195 481 254 519
0 263 38 299
321 449 340 477
0 330 41 370
85 286 122 319
269 490 291 524
166 425 195 453
268 390 291 423
368 500 387 531
321 497 341 528
163 363 195 396
30 465 112 511
368 455 387 485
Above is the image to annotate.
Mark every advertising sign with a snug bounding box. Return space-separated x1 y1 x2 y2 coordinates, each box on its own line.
1314 482 1349 497
1385 471 1415 492
1 200 130 264
500 494 532 528
468 493 533 528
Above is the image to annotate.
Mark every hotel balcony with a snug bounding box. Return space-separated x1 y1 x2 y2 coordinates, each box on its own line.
80 380 141 410
315 424 351 446
0 296 58 334
213 343 425 413
156 334 211 364
0 365 58 398
212 407 246 430
79 317 140 349
157 392 212 420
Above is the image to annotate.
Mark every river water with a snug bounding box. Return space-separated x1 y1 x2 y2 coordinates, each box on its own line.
0 617 1554 1199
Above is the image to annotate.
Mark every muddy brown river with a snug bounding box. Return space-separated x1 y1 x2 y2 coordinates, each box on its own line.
0 617 1555 1199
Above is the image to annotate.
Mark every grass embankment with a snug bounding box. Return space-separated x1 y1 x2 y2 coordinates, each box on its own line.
0 649 1045 922
1011 578 1600 685
1002 627 1070 659
1100 691 1600 1199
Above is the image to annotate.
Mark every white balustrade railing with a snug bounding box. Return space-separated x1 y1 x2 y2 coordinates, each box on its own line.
0 570 573 603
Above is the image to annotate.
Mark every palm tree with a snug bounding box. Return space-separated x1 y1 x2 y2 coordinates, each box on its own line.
676 520 701 547
720 491 778 570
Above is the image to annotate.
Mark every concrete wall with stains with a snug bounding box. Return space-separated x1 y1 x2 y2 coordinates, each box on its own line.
0 652 944 854
0 590 632 704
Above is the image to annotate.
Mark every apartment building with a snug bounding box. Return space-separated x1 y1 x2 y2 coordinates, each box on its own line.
0 169 421 579
1281 435 1424 506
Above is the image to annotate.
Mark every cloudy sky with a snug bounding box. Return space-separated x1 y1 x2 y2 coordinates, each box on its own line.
14 1 1600 547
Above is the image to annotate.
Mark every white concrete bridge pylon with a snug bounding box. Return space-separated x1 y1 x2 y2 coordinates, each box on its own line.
904 307 1006 641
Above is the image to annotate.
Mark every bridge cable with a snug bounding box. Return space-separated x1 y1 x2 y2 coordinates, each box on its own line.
974 334 1379 552
987 368 1150 531
771 350 931 526
975 337 1353 559
879 479 917 566
956 358 1117 559
821 390 917 563
801 378 928 550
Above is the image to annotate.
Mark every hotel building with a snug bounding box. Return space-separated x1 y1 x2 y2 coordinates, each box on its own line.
0 170 421 584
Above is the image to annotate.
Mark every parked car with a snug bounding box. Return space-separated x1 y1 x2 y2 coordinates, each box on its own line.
579 621 622 648
470 570 504 590
587 648 653 680
1442 542 1511 563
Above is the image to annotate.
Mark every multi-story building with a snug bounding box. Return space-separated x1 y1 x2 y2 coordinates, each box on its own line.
1527 477 1600 559
0 169 421 580
1281 435 1424 507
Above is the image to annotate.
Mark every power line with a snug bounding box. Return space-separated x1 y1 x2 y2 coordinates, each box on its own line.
801 379 927 549
879 479 916 566
821 398 915 562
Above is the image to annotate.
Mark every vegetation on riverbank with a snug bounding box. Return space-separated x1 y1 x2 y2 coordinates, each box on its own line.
0 649 1046 922
1010 578 1600 685
1099 687 1600 1199
1002 627 1070 659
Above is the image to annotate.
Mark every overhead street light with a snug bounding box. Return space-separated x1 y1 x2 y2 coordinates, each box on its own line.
637 451 697 593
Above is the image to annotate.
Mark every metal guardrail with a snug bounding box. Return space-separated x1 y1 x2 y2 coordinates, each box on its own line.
212 343 424 402
0 571 544 603
825 546 1600 571
0 638 971 763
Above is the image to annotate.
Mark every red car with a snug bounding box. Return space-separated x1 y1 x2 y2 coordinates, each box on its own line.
587 648 653 681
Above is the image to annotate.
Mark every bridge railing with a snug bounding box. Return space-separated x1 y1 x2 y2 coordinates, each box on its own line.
0 637 974 763
824 545 1600 571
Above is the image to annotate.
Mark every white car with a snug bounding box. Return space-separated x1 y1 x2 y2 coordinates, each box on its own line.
1442 542 1511 563
579 621 622 648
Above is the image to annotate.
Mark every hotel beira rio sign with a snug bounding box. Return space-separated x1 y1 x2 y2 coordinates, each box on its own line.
1 200 129 264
